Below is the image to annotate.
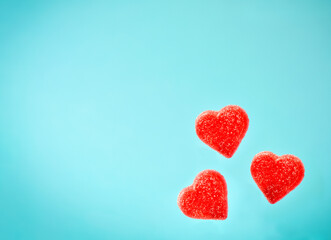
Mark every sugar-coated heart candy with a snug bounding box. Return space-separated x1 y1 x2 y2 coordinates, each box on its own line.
251 151 305 204
177 170 228 220
195 105 249 158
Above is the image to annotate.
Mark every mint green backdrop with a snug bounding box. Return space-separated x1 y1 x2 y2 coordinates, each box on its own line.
0 1 330 239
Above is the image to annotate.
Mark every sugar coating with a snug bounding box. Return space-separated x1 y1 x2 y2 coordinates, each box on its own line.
195 105 249 158
251 151 305 204
177 170 228 220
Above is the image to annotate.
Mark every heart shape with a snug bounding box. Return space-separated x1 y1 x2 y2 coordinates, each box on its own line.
177 170 228 220
251 151 305 204
195 105 249 158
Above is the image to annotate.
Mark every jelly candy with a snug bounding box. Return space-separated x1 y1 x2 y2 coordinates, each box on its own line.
177 170 228 220
251 151 305 204
195 105 249 158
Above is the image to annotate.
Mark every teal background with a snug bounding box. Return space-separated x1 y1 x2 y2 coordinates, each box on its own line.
0 1 330 239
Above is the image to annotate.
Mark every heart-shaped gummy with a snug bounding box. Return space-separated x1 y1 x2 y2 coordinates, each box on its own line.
195 105 249 158
177 170 228 220
251 151 305 204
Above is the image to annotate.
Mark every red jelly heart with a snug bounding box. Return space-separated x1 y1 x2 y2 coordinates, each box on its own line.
251 151 305 204
195 105 249 158
177 170 228 220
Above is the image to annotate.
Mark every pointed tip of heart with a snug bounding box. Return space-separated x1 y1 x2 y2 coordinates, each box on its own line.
221 149 236 158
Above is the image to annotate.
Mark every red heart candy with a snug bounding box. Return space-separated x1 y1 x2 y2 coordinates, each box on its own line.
251 151 305 204
195 105 249 158
177 170 228 220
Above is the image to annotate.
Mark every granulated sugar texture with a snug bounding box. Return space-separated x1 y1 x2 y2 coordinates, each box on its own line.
195 105 249 158
177 170 228 220
251 151 305 204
